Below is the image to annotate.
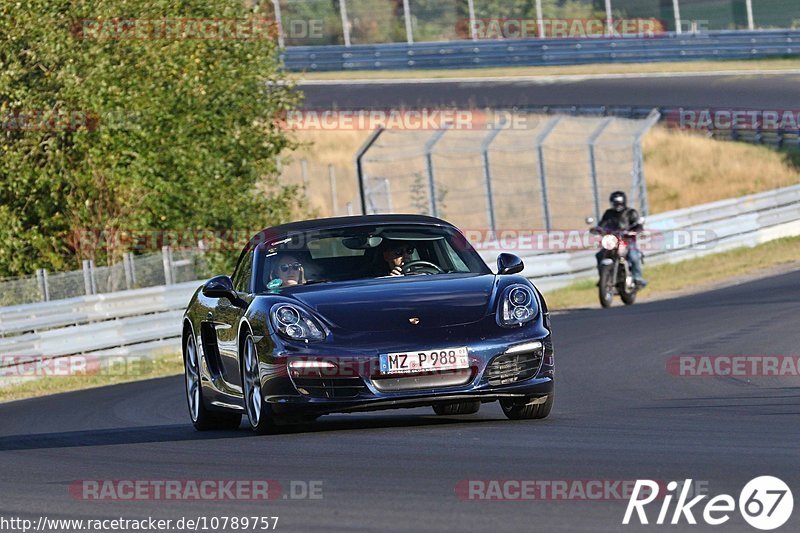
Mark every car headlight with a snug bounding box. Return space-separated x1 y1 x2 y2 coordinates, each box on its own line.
270 303 326 342
601 234 619 250
498 285 538 327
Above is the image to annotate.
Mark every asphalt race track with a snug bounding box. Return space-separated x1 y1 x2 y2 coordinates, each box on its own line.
1 270 798 532
298 72 800 110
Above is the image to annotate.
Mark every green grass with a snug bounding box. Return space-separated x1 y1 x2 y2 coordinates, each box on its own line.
544 235 800 310
0 352 183 403
295 58 800 81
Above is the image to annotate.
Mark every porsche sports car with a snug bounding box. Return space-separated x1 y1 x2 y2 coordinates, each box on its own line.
183 215 554 433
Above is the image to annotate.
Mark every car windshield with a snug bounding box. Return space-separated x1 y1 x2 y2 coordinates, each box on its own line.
253 224 490 292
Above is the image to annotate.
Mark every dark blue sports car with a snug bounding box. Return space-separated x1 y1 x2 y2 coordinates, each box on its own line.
182 215 554 433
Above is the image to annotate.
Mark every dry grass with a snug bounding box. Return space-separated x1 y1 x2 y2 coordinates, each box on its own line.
644 128 800 213
282 125 800 218
295 58 800 81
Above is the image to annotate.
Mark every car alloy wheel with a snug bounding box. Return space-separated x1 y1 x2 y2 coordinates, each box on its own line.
184 333 201 422
243 335 263 428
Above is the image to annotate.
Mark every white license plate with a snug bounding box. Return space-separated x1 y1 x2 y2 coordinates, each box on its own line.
379 347 469 375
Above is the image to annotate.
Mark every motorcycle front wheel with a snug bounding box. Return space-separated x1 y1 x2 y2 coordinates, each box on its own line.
598 267 614 308
620 285 637 305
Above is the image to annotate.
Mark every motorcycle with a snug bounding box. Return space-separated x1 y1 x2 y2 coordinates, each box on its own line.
586 217 643 308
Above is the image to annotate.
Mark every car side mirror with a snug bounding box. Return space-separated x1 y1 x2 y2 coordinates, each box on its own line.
202 275 247 308
585 216 595 225
497 253 524 275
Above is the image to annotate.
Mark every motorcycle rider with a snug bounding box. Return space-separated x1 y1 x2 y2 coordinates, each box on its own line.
593 191 647 288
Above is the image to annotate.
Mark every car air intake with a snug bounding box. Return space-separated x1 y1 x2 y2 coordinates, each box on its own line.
291 372 367 399
485 348 543 386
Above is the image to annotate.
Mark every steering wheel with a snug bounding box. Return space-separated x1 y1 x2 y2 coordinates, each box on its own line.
402 260 444 275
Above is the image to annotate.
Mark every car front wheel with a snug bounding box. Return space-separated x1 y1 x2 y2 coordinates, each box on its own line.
184 330 241 431
242 333 275 435
500 393 553 420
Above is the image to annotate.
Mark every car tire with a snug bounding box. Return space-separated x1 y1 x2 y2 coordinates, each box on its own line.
500 393 553 420
241 332 276 435
432 401 481 416
184 330 242 431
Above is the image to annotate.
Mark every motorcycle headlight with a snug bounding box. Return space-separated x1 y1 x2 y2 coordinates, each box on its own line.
601 234 619 250
498 285 538 327
270 303 326 342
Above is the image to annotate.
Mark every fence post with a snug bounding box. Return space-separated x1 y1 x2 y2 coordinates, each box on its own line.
481 125 504 235
467 0 477 40
271 0 285 48
632 109 661 216
339 0 352 46
82 259 96 295
535 117 562 232
745 0 754 30
402 0 413 44
424 128 448 218
672 0 682 34
36 268 50 302
328 164 338 216
162 246 174 285
588 117 614 222
535 0 544 38
355 127 385 215
123 252 136 290
604 0 613 36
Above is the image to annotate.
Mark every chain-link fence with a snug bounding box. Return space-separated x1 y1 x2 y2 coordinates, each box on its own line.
352 111 659 233
0 248 210 308
267 0 800 46
279 159 359 217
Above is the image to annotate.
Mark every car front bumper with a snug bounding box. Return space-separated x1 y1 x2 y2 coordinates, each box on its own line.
259 335 554 417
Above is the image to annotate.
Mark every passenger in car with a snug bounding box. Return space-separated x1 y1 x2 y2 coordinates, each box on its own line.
268 253 307 286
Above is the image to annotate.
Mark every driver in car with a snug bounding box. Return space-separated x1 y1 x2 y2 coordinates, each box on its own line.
378 240 415 277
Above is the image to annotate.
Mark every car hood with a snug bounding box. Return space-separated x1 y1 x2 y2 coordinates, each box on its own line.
285 274 496 332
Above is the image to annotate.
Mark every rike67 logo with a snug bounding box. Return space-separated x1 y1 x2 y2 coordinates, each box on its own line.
623 477 793 530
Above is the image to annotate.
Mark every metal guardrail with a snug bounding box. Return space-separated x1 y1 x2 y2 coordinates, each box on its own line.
496 184 800 291
505 106 800 149
283 30 800 72
1 184 800 372
0 282 200 368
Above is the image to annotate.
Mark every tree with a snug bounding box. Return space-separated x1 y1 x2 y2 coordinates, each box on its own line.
0 0 303 277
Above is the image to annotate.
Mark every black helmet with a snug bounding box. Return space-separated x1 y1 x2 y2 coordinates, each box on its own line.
609 191 627 211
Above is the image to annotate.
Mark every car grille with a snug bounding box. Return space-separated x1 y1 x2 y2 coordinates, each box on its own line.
291 373 367 399
371 368 474 392
485 349 543 386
